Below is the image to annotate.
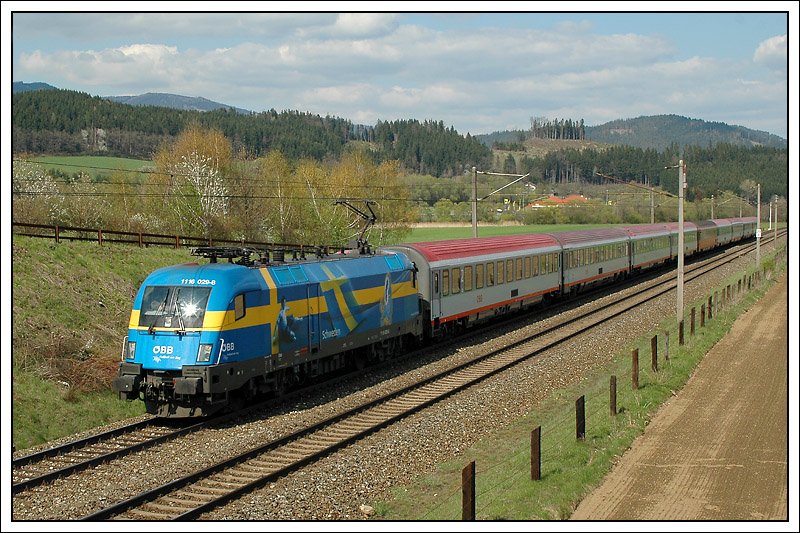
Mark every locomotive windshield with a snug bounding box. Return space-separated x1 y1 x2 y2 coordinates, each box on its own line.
139 286 211 329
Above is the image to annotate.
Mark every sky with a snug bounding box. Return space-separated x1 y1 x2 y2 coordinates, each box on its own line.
3 2 796 139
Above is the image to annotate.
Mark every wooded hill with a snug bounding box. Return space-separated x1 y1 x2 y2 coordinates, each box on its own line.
477 114 787 152
12 89 492 177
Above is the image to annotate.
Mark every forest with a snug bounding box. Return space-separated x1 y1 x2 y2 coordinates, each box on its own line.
12 89 492 176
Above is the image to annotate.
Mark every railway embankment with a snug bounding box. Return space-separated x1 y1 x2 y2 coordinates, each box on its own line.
11 236 186 450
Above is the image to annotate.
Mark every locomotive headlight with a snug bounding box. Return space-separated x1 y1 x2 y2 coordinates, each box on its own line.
126 341 136 360
197 343 213 362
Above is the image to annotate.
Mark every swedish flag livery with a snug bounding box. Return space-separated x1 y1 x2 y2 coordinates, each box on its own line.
113 250 421 417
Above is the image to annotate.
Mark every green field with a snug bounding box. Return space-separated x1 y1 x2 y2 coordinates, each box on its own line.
31 155 153 181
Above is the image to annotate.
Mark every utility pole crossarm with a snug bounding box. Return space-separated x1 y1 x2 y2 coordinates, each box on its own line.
478 173 530 201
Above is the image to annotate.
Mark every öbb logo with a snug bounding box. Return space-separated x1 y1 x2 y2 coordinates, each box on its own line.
152 345 174 355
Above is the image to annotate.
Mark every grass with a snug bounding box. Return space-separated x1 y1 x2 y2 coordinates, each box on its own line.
12 235 191 451
373 249 786 520
30 155 153 181
13 371 145 450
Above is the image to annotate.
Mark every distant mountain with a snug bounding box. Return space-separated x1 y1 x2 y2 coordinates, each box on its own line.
13 82 251 114
476 114 786 152
13 81 58 93
105 92 251 114
584 114 786 151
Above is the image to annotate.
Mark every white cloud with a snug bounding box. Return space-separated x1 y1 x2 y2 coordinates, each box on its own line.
19 44 180 88
753 34 787 73
331 13 398 38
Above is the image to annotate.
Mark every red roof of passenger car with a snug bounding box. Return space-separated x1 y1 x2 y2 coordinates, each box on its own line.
399 233 560 261
549 227 630 247
662 221 698 232
624 223 671 237
710 218 733 227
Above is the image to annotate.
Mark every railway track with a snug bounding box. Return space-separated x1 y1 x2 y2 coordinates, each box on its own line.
11 418 208 494
79 233 781 521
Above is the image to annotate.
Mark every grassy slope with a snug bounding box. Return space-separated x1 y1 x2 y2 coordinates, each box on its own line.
12 236 190 450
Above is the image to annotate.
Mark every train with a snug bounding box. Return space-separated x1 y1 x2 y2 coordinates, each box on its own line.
112 217 757 417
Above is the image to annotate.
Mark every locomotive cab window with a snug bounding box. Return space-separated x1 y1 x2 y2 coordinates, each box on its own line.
139 285 211 329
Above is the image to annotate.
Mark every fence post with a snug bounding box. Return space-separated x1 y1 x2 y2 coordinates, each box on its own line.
679 320 685 346
690 307 696 336
462 461 476 521
700 304 705 328
632 349 639 390
55 225 60 243
175 235 180 249
708 295 713 320
664 331 670 361
98 229 103 246
138 232 143 247
576 395 586 441
610 376 617 417
531 427 541 481
651 335 658 372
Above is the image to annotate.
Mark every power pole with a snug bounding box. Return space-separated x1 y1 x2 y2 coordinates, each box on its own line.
711 195 715 218
756 183 761 266
677 160 686 326
774 196 779 239
768 196 773 230
471 166 478 238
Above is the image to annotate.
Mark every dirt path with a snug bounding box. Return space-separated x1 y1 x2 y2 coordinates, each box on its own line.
571 272 789 521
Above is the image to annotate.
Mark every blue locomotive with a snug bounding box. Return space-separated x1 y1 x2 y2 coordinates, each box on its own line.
113 248 421 417
113 217 756 417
